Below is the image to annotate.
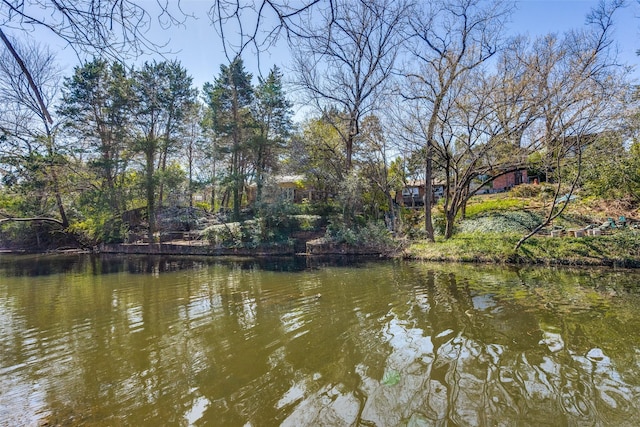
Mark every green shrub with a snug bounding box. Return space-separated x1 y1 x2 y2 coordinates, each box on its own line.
293 215 323 231
203 214 323 248
301 201 340 217
325 220 393 248
194 201 211 212
464 198 527 218
203 222 244 247
458 211 543 234
509 183 542 198
69 213 127 245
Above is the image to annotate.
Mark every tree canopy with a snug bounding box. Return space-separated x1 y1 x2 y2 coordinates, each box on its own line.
0 0 638 250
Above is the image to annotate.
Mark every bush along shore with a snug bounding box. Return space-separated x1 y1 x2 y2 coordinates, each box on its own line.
403 231 640 268
402 190 640 267
2 190 639 267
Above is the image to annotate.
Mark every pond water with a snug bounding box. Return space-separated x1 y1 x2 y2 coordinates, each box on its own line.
1 254 640 426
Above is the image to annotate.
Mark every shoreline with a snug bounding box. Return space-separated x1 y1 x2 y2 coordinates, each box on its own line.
402 232 640 268
2 232 639 268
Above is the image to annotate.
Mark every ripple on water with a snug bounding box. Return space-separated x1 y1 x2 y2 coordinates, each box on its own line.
2 257 640 426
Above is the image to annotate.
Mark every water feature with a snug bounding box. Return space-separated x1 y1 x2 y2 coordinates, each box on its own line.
1 254 639 426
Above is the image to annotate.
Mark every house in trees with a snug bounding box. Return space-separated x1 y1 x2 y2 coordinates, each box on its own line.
395 180 445 207
490 169 528 192
248 175 327 204
472 169 529 194
273 175 307 202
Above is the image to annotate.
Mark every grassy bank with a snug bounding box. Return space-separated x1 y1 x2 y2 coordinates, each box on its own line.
404 230 640 267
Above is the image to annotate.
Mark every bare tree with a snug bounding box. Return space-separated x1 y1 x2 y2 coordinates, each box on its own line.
208 0 326 63
402 0 513 241
0 1 190 135
291 0 409 174
514 0 628 251
432 38 543 238
433 68 532 238
0 1 186 57
0 38 69 227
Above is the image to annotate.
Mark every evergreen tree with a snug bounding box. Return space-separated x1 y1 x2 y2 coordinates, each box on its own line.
203 57 253 220
252 65 293 204
131 60 196 242
59 58 132 213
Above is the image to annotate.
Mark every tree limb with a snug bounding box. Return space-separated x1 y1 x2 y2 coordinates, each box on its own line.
0 27 53 124
0 216 65 226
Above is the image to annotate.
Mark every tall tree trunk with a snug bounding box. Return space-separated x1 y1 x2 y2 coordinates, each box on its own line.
145 148 156 243
51 170 69 228
256 147 265 205
233 149 240 220
187 139 194 208
424 150 435 241
210 152 217 212
346 133 354 172
423 90 445 242
158 149 167 207
460 185 469 220
444 210 456 239
221 188 230 212
44 130 69 229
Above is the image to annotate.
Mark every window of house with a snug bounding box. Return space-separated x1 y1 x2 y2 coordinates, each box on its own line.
402 187 419 196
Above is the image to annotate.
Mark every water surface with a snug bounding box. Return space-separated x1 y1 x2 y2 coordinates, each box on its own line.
1 254 640 426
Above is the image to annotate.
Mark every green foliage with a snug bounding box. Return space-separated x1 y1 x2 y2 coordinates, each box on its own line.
288 116 345 197
398 208 427 239
509 183 542 198
58 58 132 213
203 57 254 135
0 190 28 216
294 215 322 231
381 370 401 386
297 201 340 217
581 141 640 202
407 230 640 266
194 201 211 211
336 173 365 221
458 211 543 234
132 60 197 240
68 213 126 245
203 213 322 248
203 57 254 220
432 212 447 236
325 220 393 248
157 162 186 202
464 197 530 218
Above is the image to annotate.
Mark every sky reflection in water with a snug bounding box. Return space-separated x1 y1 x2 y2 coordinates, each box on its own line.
0 255 639 426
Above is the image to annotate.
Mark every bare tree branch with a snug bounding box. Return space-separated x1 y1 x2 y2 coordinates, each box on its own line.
0 27 52 123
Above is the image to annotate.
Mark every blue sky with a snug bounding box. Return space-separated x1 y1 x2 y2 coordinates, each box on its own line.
32 0 640 93
171 1 640 88
513 0 638 62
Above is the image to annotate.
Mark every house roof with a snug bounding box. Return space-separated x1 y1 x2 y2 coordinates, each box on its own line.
274 174 305 184
404 180 446 187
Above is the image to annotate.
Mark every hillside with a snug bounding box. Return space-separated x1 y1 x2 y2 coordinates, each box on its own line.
405 188 640 267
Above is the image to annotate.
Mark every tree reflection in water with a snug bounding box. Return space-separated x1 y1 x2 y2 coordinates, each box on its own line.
282 264 640 426
0 255 639 426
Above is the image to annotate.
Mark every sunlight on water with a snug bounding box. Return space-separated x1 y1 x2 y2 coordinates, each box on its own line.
184 392 210 426
1 254 640 426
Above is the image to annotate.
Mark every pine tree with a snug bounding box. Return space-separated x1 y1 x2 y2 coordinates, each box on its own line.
59 58 132 213
203 57 253 220
252 65 293 204
132 60 196 242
